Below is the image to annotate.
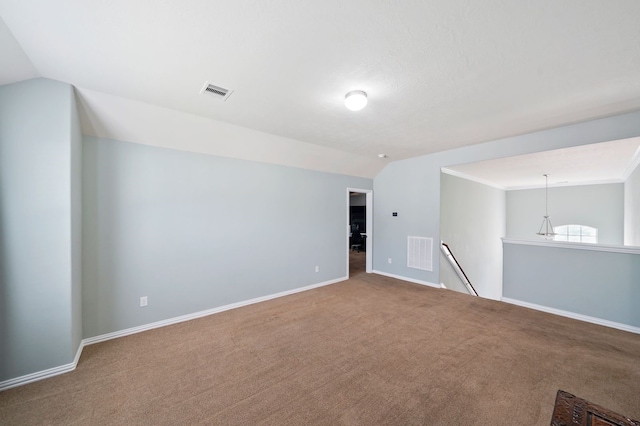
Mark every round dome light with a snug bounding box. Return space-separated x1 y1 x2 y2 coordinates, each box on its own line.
344 90 368 111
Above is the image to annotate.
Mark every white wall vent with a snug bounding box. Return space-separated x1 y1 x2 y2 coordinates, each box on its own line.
407 236 433 271
200 81 233 101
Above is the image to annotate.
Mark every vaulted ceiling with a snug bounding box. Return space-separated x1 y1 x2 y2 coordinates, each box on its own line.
2 1 640 177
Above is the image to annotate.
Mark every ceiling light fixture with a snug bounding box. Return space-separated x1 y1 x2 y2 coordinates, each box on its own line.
345 90 368 111
378 154 388 158
536 174 556 240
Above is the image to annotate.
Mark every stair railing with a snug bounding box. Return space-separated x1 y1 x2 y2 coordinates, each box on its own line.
440 241 479 297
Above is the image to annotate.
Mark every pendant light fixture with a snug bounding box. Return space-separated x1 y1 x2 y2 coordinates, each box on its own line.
536 174 556 240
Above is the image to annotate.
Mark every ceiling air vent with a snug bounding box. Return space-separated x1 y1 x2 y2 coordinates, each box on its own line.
200 81 233 101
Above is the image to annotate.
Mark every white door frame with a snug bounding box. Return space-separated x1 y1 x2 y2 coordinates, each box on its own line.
346 188 373 276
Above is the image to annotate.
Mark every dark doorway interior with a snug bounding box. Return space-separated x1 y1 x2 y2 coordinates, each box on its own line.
350 206 366 233
349 193 367 276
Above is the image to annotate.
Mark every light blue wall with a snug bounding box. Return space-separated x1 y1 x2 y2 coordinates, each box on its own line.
82 137 372 338
440 173 505 299
506 184 624 245
625 165 640 246
503 242 640 328
373 111 640 284
373 157 440 281
0 78 82 381
70 90 83 357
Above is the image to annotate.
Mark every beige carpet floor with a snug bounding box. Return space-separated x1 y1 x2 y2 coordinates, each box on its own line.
1 258 639 425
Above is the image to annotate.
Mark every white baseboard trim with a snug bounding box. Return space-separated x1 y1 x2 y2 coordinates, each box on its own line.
0 276 347 391
73 340 84 365
501 297 640 335
0 341 85 392
372 270 440 289
440 283 447 289
83 276 347 346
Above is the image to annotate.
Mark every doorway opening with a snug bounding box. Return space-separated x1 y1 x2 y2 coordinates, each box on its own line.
347 188 372 277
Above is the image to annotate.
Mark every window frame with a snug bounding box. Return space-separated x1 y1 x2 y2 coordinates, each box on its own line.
553 224 598 244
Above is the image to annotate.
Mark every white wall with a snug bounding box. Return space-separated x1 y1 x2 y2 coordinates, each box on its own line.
624 165 640 246
440 173 505 300
506 184 624 245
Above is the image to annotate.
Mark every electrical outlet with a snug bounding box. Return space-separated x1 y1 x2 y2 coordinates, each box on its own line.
315 265 320 272
140 296 148 307
388 258 392 264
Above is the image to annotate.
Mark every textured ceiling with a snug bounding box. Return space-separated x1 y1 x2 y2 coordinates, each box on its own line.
1 1 640 176
442 137 640 189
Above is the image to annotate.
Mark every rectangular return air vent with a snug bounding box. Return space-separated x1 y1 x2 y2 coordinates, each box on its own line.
200 81 233 101
407 236 433 271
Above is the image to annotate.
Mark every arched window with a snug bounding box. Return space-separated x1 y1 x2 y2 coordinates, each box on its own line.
553 225 598 243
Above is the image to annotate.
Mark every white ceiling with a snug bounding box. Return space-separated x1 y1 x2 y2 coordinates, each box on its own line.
442 137 640 190
2 1 640 177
